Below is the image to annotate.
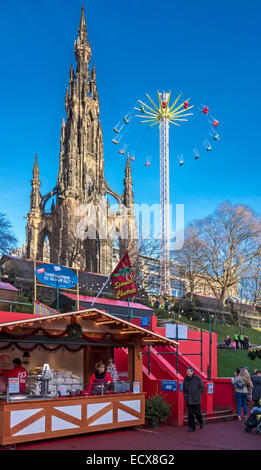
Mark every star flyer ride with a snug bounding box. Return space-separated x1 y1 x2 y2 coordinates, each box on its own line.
135 91 193 295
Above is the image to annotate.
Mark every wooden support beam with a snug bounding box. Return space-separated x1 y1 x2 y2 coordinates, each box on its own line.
95 320 117 325
120 330 139 335
81 314 100 320
143 339 166 343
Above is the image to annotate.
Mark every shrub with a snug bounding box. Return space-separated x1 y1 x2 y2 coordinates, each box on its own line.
145 393 172 426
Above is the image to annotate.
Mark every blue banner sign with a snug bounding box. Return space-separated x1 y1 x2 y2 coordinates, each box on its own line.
141 317 150 328
208 383 214 395
161 380 177 392
35 263 78 289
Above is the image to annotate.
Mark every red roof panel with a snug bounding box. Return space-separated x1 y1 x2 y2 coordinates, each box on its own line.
0 311 42 324
62 293 152 311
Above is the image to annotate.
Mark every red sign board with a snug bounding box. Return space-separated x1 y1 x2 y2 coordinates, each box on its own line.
110 251 138 300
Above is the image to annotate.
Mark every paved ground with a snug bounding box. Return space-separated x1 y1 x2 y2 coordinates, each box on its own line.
1 419 260 451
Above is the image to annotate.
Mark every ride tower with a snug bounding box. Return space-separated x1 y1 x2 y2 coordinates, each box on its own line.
136 91 193 295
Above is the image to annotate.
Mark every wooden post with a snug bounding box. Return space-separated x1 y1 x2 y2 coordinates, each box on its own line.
133 341 143 391
128 345 134 385
83 346 92 388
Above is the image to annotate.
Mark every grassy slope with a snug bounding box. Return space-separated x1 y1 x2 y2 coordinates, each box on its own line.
217 349 260 377
161 314 261 377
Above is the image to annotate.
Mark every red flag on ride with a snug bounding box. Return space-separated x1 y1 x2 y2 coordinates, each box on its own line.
110 250 138 300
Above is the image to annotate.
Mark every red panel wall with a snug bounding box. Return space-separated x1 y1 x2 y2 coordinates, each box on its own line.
149 317 217 378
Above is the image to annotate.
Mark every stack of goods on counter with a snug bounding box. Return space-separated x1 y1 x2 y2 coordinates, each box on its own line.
51 369 82 396
27 367 82 397
26 367 43 395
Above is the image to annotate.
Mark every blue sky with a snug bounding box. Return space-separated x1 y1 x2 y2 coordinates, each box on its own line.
0 0 260 247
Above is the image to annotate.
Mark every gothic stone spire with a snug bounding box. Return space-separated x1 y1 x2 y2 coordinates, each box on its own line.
30 153 41 213
57 6 104 201
123 153 134 208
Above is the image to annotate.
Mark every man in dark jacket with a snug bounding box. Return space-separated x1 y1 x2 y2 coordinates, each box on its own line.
183 367 204 432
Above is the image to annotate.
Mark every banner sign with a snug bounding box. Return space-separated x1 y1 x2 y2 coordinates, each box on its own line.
166 324 188 340
208 383 214 395
35 263 78 289
141 317 150 328
110 251 138 300
161 380 177 392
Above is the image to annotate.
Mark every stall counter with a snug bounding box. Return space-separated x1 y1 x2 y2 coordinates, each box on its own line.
0 392 145 446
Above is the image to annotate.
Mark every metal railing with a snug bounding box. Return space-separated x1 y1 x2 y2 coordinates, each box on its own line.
0 299 33 312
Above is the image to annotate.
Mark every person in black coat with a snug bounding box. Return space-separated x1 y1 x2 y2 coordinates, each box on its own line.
183 367 204 432
243 335 249 350
252 371 261 406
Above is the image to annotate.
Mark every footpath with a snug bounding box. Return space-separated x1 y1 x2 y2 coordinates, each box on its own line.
1 419 259 451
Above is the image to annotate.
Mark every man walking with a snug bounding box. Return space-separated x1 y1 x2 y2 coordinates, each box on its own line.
183 367 204 432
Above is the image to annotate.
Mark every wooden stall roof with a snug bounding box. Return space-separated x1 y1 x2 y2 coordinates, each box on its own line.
0 308 179 347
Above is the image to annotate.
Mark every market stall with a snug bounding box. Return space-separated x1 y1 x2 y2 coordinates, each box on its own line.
0 308 178 446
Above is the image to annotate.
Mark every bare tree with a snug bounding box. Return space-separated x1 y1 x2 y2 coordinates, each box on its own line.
174 225 204 302
0 213 18 257
135 236 161 294
62 231 84 268
190 202 261 304
239 254 261 314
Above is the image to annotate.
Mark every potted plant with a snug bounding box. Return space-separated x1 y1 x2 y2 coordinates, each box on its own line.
145 392 172 428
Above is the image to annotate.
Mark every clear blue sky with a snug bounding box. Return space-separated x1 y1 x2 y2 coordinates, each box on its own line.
0 0 260 247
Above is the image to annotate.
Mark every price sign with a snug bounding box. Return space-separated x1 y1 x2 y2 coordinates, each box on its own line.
133 382 141 393
9 377 20 394
58 385 68 396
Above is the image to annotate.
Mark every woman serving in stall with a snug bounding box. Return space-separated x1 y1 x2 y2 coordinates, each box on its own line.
88 361 112 395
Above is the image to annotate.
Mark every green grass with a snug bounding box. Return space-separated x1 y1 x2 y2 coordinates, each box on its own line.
170 314 261 345
161 313 261 378
217 349 261 377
